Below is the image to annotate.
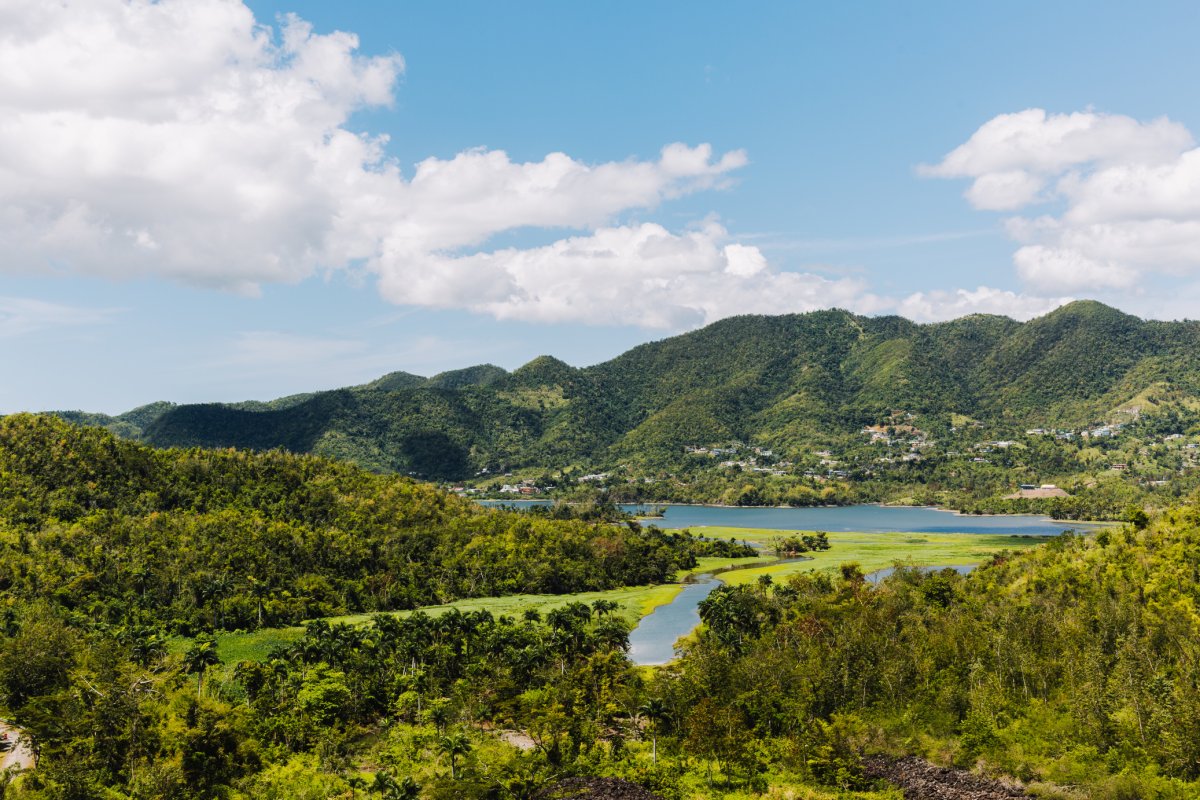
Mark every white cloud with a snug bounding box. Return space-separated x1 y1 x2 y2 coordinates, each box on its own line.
896 286 1071 323
926 108 1200 294
377 220 884 328
0 0 765 322
1012 245 1136 292
0 296 117 338
0 5 1110 331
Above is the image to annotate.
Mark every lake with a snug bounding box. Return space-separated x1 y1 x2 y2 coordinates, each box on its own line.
481 500 1088 536
631 503 1088 535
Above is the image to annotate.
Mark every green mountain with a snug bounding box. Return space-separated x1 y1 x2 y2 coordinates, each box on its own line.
51 301 1200 479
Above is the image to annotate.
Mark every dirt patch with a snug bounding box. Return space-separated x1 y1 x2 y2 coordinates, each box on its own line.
862 755 1029 800
497 729 538 752
536 776 664 800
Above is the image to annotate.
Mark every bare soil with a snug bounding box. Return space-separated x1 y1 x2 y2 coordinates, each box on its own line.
535 776 664 800
862 756 1029 800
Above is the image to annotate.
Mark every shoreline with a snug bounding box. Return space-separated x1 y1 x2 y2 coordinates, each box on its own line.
479 498 1117 529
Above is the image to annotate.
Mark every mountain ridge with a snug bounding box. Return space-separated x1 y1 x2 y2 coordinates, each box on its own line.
47 301 1200 480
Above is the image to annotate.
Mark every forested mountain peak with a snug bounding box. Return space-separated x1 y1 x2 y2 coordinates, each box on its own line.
508 355 580 388
425 364 509 389
45 302 1200 480
361 370 428 392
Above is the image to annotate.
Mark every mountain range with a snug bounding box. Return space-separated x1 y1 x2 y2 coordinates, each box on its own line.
53 301 1200 480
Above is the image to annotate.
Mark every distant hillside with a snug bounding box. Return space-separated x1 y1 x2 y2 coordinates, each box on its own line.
50 301 1200 479
0 414 699 631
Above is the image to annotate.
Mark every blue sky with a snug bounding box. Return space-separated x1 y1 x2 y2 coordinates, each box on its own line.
4 1 1200 412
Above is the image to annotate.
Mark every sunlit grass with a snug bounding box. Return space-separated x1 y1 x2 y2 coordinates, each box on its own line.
709 528 1046 586
206 527 1049 663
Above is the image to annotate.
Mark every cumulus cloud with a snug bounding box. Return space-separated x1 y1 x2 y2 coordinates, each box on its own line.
925 108 1200 294
0 3 1092 330
378 220 884 328
0 0 791 325
896 286 1071 323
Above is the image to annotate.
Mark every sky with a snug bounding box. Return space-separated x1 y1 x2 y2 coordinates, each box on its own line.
4 1 1200 413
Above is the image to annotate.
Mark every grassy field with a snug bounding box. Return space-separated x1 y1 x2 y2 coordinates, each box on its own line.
197 555 763 663
697 527 1047 586
202 528 1049 663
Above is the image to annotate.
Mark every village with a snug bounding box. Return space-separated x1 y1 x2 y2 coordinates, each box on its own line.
458 403 1200 512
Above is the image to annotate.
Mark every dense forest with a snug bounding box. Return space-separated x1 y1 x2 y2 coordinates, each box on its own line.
46 302 1200 522
0 417 1198 797
51 302 1200 482
0 415 727 633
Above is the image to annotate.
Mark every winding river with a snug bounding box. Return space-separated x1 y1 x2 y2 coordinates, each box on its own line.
479 501 1087 665
627 576 723 665
616 504 1085 665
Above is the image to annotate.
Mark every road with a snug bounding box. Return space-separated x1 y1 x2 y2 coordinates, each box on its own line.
0 721 34 773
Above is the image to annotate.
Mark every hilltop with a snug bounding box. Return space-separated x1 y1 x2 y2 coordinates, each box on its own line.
49 302 1200 487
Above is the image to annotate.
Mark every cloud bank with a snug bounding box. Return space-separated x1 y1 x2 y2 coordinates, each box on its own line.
925 108 1200 296
0 0 1070 329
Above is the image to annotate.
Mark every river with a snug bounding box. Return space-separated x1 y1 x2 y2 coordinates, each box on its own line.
615 504 1085 665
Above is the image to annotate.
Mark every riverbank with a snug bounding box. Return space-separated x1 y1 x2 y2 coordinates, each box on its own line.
198 528 1046 665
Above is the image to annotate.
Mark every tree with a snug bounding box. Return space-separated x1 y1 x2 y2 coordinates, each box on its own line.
246 575 270 629
592 599 619 617
437 730 472 780
639 698 669 765
183 635 222 697
371 770 420 799
1124 503 1150 530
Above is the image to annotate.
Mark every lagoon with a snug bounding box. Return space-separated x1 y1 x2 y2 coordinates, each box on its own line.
482 500 1087 536
632 503 1085 535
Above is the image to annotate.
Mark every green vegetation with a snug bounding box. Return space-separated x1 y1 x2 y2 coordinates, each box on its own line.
2 412 1200 797
207 527 1045 670
0 414 723 633
49 301 1200 518
663 503 1200 797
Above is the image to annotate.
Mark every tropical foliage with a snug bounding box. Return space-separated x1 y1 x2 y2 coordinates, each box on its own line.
0 414 711 633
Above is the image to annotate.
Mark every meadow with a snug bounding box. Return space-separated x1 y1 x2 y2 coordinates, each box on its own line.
205 528 1048 663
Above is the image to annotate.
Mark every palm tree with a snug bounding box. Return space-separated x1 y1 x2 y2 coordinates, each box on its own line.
371 770 420 799
592 599 619 618
425 697 453 734
639 698 669 765
246 575 270 628
183 635 222 697
437 730 472 780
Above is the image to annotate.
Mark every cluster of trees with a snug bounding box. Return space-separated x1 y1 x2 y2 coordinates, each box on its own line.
0 598 654 799
648 501 1200 796
7 412 1200 797
0 415 711 633
767 532 830 557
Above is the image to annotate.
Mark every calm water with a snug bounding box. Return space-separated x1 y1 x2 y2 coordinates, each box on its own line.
479 500 1085 536
480 500 1077 665
627 577 721 666
630 504 1086 535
